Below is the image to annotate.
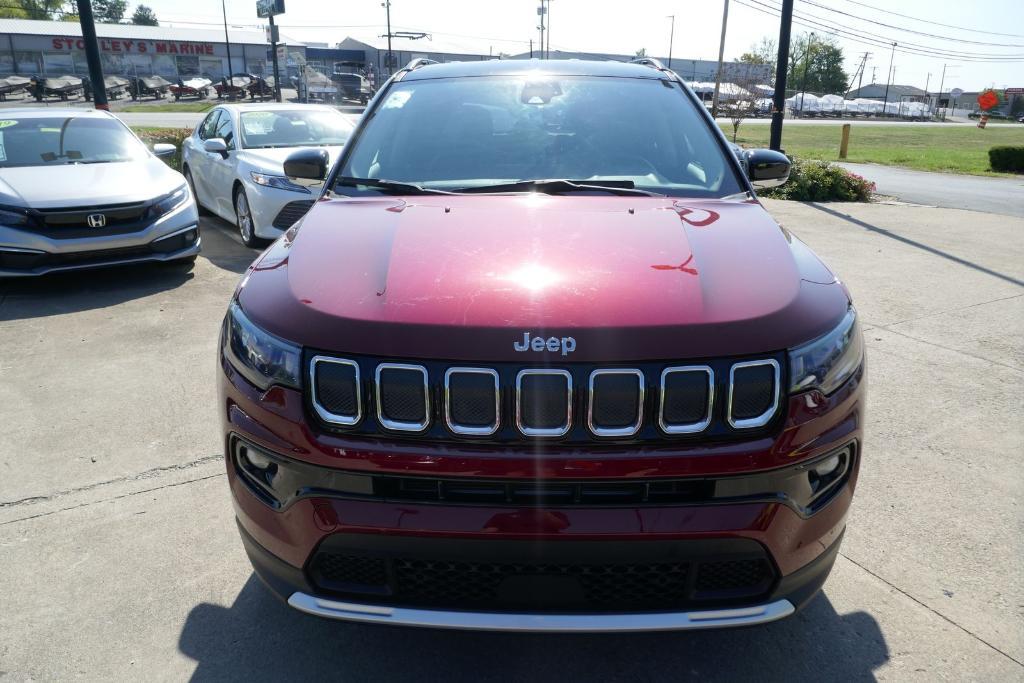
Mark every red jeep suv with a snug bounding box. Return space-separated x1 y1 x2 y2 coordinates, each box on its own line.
218 59 864 631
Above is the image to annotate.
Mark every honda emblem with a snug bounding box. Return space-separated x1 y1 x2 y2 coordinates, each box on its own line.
86 214 106 228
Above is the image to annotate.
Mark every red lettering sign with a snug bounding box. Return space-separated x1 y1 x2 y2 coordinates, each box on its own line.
50 36 215 56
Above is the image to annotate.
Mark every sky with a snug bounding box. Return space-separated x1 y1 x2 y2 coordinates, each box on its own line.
141 0 1023 92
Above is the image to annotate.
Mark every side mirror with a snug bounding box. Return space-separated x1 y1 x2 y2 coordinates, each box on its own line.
744 149 790 189
283 148 330 187
203 138 228 157
153 143 176 158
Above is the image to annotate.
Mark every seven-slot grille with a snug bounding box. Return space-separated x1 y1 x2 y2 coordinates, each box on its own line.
309 354 784 440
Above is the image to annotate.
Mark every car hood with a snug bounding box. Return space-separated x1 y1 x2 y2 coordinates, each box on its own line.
239 195 849 362
237 146 345 175
0 157 183 208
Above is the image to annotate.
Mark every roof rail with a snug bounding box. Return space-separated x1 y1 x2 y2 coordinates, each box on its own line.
630 57 668 71
393 58 438 80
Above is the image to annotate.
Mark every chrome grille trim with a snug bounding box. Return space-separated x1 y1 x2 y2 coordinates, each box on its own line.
375 363 431 432
727 359 780 429
587 369 644 437
444 367 501 436
310 356 362 426
515 369 573 437
658 365 714 434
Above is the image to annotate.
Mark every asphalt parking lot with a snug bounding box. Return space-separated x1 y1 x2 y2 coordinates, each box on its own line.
1 201 1022 680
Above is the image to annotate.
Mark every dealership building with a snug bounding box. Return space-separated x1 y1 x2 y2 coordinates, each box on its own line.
0 18 295 80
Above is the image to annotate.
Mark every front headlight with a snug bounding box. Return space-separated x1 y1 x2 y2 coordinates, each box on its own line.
148 184 189 219
250 171 311 194
0 204 32 227
223 301 302 390
789 306 863 395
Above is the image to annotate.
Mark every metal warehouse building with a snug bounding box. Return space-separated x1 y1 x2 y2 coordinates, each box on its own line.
0 18 291 81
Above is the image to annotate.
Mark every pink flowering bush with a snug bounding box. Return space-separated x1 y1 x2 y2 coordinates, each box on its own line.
761 158 875 202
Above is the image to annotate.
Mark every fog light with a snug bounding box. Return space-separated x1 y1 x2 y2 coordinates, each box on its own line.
185 229 198 243
242 447 273 470
813 454 841 477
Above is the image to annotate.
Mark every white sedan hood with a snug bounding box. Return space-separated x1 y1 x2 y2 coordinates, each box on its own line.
0 157 183 209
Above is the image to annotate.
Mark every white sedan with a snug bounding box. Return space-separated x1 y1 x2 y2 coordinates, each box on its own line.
182 103 353 247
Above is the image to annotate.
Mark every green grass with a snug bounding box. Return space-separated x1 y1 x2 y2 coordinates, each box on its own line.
722 123 1024 176
120 101 214 113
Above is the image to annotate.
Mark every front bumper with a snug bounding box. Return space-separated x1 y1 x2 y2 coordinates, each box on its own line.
221 349 863 630
241 179 314 239
0 201 201 277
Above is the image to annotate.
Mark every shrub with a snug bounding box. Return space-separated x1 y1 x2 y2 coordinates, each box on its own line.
132 127 192 172
761 157 875 202
988 146 1024 174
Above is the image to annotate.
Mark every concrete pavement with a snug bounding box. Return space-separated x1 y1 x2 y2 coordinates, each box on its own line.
1 201 1022 679
838 163 1024 218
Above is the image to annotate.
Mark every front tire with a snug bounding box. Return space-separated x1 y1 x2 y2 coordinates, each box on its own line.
234 187 263 249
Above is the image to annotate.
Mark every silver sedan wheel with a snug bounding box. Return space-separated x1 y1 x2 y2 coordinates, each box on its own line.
235 189 257 247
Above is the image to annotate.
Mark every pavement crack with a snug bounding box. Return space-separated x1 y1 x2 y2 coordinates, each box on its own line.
0 472 226 527
871 325 1024 374
839 552 1024 668
874 293 1024 329
0 455 223 509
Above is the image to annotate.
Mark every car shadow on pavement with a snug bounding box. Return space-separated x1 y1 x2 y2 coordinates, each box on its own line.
179 575 888 682
0 260 196 322
198 216 260 275
805 202 1024 288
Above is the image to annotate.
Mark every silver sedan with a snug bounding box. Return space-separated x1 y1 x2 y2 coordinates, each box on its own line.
181 103 352 248
0 108 200 277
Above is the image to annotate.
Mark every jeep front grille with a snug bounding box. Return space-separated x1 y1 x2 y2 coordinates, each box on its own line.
306 353 786 443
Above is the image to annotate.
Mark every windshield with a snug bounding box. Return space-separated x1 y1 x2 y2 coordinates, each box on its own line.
239 109 353 149
0 116 148 168
337 75 744 197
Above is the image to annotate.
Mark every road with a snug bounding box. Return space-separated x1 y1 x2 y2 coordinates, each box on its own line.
1 200 1021 679
839 162 1024 218
114 110 1021 130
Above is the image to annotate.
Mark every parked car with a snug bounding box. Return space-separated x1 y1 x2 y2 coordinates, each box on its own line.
0 108 199 277
219 58 864 631
182 103 353 247
330 71 373 104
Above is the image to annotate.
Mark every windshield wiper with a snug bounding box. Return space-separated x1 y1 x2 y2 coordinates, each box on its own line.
334 176 455 195
457 179 665 197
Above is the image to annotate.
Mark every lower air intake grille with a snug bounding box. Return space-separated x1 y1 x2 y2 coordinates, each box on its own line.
307 550 777 612
272 200 315 229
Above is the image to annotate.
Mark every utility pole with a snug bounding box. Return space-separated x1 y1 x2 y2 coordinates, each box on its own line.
529 38 533 59
937 62 948 112
537 1 546 60
222 0 234 86
848 50 869 97
710 0 729 118
923 72 930 104
798 32 815 115
667 15 675 69
76 0 107 110
871 66 877 83
769 0 793 151
383 1 393 75
545 0 552 58
882 41 896 114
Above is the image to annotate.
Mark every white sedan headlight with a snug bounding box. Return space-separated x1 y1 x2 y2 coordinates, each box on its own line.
250 171 310 194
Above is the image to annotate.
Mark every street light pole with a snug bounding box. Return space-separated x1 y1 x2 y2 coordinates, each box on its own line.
882 41 896 115
768 0 793 151
667 15 675 69
383 1 392 75
545 0 552 59
710 0 729 118
222 0 234 84
76 0 107 110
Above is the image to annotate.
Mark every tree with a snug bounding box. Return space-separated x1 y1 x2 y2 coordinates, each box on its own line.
90 0 126 22
786 33 848 95
634 48 647 59
131 4 158 25
0 0 66 19
739 37 777 81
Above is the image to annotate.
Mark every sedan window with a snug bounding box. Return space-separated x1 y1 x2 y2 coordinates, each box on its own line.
239 110 352 149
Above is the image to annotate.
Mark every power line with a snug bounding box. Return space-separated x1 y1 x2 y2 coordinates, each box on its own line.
801 0 1024 48
733 0 1024 62
756 0 1024 58
838 0 1024 39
